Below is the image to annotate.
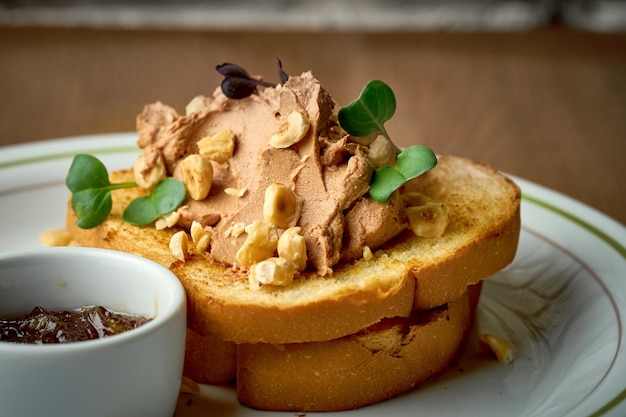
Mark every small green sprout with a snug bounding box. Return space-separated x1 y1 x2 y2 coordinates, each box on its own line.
338 80 437 202
66 154 186 229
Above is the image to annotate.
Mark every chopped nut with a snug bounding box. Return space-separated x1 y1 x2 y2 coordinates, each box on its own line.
190 221 211 253
479 333 515 364
269 111 310 148
189 220 204 242
277 227 307 272
180 154 213 200
197 129 235 163
362 245 374 261
133 148 167 190
406 202 449 237
348 132 378 146
169 231 188 262
195 235 210 253
225 222 246 238
165 211 181 227
400 191 432 207
263 182 302 228
249 257 296 288
224 187 247 197
39 228 72 247
180 376 200 395
155 218 167 230
155 211 180 230
185 95 211 115
236 220 279 268
367 135 397 168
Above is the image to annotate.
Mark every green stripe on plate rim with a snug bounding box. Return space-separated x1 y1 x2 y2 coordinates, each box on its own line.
0 145 139 169
1 145 625 416
522 194 626 260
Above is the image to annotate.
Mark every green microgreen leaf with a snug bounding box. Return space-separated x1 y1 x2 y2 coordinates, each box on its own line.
122 178 186 225
67 154 186 229
71 188 113 229
337 79 396 140
339 80 438 202
396 145 438 179
66 154 111 192
123 197 158 226
66 154 120 229
368 166 407 202
369 145 438 202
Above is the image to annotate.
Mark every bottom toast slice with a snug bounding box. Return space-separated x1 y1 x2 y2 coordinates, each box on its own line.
236 284 482 412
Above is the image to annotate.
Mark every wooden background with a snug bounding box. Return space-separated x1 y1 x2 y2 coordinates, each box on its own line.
1 26 624 224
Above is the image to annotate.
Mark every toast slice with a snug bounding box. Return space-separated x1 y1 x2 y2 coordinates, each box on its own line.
237 283 482 412
183 328 236 385
67 155 520 344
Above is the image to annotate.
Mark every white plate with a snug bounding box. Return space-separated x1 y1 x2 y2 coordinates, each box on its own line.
1 133 625 417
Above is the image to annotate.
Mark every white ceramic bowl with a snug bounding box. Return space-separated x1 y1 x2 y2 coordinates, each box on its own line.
0 247 187 417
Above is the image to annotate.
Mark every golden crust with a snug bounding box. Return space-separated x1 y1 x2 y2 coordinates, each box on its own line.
183 328 236 385
178 259 416 343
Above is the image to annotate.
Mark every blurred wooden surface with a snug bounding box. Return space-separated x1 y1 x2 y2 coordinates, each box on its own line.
0 26 624 224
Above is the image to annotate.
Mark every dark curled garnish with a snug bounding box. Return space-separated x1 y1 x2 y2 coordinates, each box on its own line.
216 59 289 99
277 58 289 84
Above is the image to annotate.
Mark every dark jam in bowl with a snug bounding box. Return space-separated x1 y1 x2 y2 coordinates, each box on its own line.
0 306 152 344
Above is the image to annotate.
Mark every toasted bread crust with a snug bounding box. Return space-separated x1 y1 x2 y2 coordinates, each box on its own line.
237 284 482 412
67 156 520 344
401 156 521 309
178 258 416 343
183 328 236 385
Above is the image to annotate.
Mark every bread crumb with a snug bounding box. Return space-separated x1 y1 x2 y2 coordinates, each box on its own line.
179 376 199 395
363 246 373 261
39 228 72 246
479 333 515 364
